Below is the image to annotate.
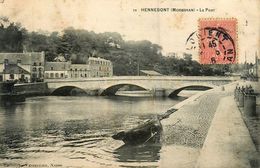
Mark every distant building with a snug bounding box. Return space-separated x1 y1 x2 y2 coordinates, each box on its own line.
0 52 45 82
2 64 30 82
165 52 193 60
248 56 260 80
45 56 113 79
54 55 66 62
69 64 91 78
45 62 70 79
87 57 113 77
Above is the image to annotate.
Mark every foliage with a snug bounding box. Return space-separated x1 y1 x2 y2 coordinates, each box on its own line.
0 17 26 52
0 17 244 76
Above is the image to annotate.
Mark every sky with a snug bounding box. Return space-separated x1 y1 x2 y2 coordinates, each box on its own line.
0 0 259 63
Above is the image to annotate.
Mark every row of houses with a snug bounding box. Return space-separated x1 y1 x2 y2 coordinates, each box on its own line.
0 52 113 82
45 57 113 79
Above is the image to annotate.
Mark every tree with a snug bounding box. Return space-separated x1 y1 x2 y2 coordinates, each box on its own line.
0 17 27 52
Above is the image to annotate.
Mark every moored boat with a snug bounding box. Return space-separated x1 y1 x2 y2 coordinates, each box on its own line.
112 116 163 145
112 108 178 145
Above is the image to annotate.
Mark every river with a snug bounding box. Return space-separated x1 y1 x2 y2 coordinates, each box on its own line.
0 92 198 168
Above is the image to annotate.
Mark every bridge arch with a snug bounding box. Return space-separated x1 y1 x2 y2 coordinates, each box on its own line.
51 86 87 96
168 85 213 98
100 83 149 96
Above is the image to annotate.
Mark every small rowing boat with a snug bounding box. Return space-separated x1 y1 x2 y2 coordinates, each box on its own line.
112 109 177 145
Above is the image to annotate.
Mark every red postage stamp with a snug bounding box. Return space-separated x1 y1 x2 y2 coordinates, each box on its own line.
198 18 237 64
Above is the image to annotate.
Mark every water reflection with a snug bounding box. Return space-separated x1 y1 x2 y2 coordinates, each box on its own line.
0 96 183 167
0 104 27 159
114 144 162 163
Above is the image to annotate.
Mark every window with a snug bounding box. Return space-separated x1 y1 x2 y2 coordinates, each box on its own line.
50 73 54 78
32 67 37 71
61 73 64 78
10 74 14 79
55 73 59 78
39 62 42 66
32 73 37 81
17 59 21 64
51 67 54 70
33 62 37 66
39 71 42 78
4 59 8 64
45 73 49 78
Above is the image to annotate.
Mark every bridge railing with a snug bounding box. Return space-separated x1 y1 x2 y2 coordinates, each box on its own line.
45 76 238 83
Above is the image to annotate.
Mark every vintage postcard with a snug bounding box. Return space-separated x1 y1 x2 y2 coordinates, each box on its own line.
0 0 259 168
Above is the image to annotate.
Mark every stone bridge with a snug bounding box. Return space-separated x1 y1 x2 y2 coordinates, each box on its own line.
46 76 238 97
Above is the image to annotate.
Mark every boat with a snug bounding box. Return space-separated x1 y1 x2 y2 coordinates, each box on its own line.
112 108 178 145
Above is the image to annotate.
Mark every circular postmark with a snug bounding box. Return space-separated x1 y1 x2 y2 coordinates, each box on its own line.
185 31 198 51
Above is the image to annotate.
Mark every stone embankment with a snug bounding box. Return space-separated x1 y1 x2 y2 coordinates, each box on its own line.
161 82 259 168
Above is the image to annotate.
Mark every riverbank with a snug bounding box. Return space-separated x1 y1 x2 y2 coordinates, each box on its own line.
161 85 232 147
196 96 258 168
0 82 48 98
14 82 49 97
160 82 259 168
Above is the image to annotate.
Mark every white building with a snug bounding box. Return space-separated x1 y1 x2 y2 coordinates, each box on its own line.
0 52 45 82
1 64 30 82
87 57 113 77
69 64 91 78
44 56 113 79
45 62 70 79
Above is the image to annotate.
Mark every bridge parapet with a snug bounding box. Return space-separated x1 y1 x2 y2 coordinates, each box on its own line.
46 76 238 97
46 76 238 82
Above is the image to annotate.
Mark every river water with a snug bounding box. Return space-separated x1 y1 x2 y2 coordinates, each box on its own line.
0 92 198 168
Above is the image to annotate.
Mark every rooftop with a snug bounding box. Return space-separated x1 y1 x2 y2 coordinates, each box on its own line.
0 52 45 64
3 64 30 74
88 57 111 62
45 62 70 71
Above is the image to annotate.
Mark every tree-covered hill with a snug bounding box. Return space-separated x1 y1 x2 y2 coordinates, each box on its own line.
0 17 244 76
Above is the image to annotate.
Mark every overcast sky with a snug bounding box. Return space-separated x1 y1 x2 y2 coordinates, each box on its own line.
0 0 259 63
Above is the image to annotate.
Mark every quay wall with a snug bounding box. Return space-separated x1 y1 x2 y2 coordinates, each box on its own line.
14 82 49 96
